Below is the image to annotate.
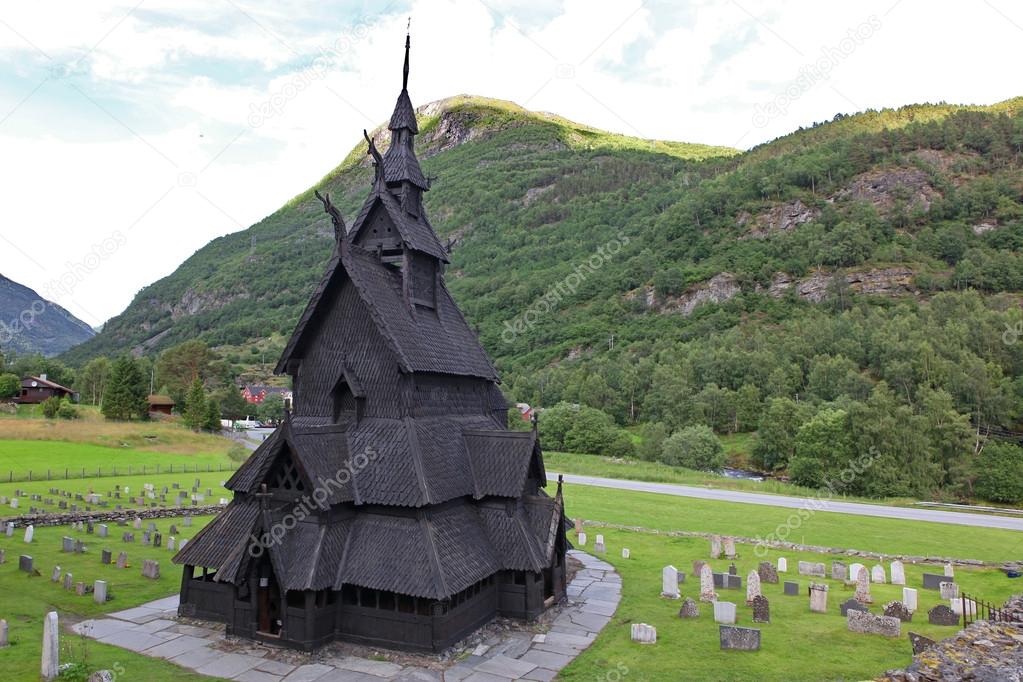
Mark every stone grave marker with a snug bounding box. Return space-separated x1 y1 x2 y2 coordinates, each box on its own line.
700 564 717 602
757 561 778 584
940 582 959 600
890 560 906 586
719 625 760 651
0 549 5 564
133 518 142 530
184 516 192 527
783 581 799 596
153 532 162 548
854 566 872 604
630 623 656 643
713 572 725 589
909 632 936 655
62 573 73 590
723 537 737 559
621 547 629 559
23 525 34 543
752 595 770 623
73 540 85 554
169 524 178 535
101 549 112 565
928 604 958 625
950 597 977 618
5 522 13 537
831 560 847 581
871 564 886 584
661 565 680 599
840 598 869 616
710 535 722 559
725 574 741 590
848 563 865 583
178 539 187 551
848 609 901 637
94 580 107 604
713 601 737 624
75 582 87 596
883 600 912 622
678 597 699 618
809 583 828 613
798 561 825 577
922 573 946 590
141 559 160 579
167 537 175 552
41 611 59 681
777 557 787 572
728 563 737 576
19 555 33 573
594 534 605 554
9 498 17 509
116 552 127 569
903 587 918 613
50 566 61 582
0 619 7 648
943 563 954 577
746 570 761 606
577 532 587 546
692 560 706 577
142 530 151 545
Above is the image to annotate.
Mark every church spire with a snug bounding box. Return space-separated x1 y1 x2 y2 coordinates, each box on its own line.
384 29 427 192
402 31 410 91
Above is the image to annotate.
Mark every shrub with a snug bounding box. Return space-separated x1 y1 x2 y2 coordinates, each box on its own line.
41 396 61 419
660 425 725 471
974 442 1023 504
0 373 19 399
57 399 79 420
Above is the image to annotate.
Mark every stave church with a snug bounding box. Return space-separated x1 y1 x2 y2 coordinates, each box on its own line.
173 33 569 652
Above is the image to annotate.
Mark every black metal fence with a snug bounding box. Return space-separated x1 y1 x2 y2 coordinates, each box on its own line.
4 462 239 483
961 592 1023 627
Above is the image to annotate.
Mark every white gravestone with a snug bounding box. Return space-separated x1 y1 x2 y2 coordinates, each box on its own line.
889 560 906 586
41 611 59 681
713 601 737 624
577 532 587 547
777 557 787 572
661 565 680 599
594 534 605 554
710 535 722 559
94 580 108 604
746 570 761 606
848 563 865 582
723 537 737 559
903 587 918 612
621 548 630 559
871 565 886 584
23 525 34 543
943 563 954 577
940 582 959 600
630 623 656 643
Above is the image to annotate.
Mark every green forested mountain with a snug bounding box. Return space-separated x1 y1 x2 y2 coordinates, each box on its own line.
62 94 1023 501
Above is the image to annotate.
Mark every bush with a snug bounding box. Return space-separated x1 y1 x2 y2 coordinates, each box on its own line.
660 425 725 471
636 422 669 461
607 431 636 458
57 399 79 420
974 442 1023 504
0 373 19 399
41 396 61 419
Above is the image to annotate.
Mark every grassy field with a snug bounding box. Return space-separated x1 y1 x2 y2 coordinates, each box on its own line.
561 483 1023 563
560 527 1022 681
0 517 218 680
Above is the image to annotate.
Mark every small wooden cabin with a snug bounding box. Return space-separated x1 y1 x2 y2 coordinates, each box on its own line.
17 375 75 404
147 394 176 416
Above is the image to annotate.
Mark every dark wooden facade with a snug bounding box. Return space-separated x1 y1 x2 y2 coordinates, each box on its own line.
173 35 568 652
17 375 75 404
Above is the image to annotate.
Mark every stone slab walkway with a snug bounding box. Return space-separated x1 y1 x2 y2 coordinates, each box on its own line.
73 550 620 681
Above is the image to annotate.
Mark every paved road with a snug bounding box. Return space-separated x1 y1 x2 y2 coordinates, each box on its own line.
553 473 1023 532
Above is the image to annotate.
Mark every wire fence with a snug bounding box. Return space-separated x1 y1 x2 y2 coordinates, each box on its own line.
4 462 240 484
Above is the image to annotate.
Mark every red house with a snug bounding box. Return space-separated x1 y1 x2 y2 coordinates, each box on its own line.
241 385 293 410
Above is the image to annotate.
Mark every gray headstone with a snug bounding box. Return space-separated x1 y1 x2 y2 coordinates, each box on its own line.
847 609 901 637
752 595 770 623
41 611 59 680
94 580 108 604
62 573 73 591
713 572 724 588
116 552 128 569
922 573 946 590
909 631 936 655
783 581 799 596
98 524 108 538
50 566 61 582
883 601 913 623
927 604 959 626
101 549 112 565
840 598 870 616
726 574 742 590
0 619 7 648
798 561 826 577
719 625 761 651
831 560 848 581
757 561 779 584
19 555 33 573
678 597 700 618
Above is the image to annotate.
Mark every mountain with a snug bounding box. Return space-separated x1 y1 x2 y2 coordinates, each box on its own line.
0 273 95 357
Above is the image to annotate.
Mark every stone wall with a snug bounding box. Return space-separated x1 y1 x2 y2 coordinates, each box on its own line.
4 505 224 528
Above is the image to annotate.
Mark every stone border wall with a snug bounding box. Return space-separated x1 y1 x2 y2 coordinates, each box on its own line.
3 505 224 528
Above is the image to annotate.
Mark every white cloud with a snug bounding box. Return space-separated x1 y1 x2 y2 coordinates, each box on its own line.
0 0 1019 325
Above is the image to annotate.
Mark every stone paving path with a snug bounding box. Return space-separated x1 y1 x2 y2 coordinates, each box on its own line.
73 550 620 681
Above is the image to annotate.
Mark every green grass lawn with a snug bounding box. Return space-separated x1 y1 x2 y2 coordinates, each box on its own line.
0 517 218 680
561 483 1023 563
560 528 1022 682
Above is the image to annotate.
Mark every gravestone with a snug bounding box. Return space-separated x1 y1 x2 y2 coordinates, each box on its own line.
678 597 699 618
153 532 162 548
23 525 34 543
594 534 605 554
577 532 587 547
777 557 787 572
728 563 737 576
783 581 799 596
940 582 959 600
854 566 872 604
97 524 108 538
133 518 142 530
699 564 717 602
101 549 112 565
903 587 918 613
661 565 680 599
630 623 656 643
723 537 737 559
951 597 977 618
5 522 13 537
831 560 847 581
752 595 770 623
94 580 107 604
142 530 151 545
725 574 741 590
710 535 722 559
147 522 156 532
809 583 828 613
73 540 85 554
883 600 912 622
928 604 958 625
50 566 61 582
871 565 886 584
848 563 865 583
167 537 176 552
116 552 128 569
840 598 869 616
141 559 160 580
19 555 33 573
169 525 178 535
713 601 737 624
719 625 760 651
0 549 4 564
848 609 901 637
62 573 73 591
746 570 761 606
798 561 825 577
692 560 707 577
943 563 954 578
9 498 17 509
757 561 778 584
909 632 936 655
178 539 187 551
922 573 946 589
76 582 87 596
183 516 192 527
0 619 7 648
41 611 59 681
713 571 724 588
890 560 906 586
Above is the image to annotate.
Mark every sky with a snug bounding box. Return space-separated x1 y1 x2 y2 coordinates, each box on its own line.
0 0 1020 327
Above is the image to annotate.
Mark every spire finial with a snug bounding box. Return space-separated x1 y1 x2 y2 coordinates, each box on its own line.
402 21 410 91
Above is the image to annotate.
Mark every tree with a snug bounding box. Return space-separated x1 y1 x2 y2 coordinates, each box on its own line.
974 442 1023 504
538 402 578 450
155 341 222 406
734 383 762 432
563 406 619 455
57 398 79 420
789 408 853 489
182 377 208 431
75 357 110 406
660 425 725 471
636 422 669 461
101 356 149 421
205 399 223 432
0 373 19 399
256 393 286 423
41 396 61 419
212 386 250 421
752 398 811 471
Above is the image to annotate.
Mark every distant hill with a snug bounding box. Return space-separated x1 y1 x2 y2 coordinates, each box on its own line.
0 274 95 357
